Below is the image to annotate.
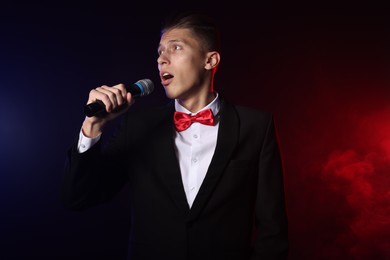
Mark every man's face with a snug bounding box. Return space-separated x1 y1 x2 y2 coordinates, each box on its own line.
157 28 209 101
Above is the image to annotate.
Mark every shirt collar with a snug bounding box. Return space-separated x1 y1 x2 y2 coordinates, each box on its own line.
174 92 220 116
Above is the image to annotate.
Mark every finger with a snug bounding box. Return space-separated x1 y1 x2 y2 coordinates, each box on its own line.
95 86 122 112
112 83 128 100
87 86 109 105
102 86 126 106
126 92 135 106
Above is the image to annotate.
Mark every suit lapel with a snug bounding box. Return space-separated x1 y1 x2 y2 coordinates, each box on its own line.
188 99 239 221
152 104 190 214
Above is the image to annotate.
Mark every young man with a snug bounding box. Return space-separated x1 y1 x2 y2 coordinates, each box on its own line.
63 12 289 260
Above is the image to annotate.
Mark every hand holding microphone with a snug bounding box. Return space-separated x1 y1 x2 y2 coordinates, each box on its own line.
82 79 154 138
84 79 154 117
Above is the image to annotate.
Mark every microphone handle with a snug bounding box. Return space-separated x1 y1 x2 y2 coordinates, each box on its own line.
84 100 107 117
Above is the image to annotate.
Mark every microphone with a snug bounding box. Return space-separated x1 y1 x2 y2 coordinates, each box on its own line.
84 79 154 117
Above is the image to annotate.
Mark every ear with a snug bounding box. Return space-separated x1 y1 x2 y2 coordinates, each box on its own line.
204 51 220 70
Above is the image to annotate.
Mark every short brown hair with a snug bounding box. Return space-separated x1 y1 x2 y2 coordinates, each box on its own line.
161 12 221 53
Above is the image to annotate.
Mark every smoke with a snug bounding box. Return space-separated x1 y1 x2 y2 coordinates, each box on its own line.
320 108 390 259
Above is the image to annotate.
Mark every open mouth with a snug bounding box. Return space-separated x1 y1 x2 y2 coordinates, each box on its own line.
162 72 173 80
161 72 174 85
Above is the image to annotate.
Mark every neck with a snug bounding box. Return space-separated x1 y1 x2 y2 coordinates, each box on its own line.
178 91 216 113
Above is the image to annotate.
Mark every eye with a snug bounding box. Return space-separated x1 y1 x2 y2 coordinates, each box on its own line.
157 44 182 56
171 44 182 52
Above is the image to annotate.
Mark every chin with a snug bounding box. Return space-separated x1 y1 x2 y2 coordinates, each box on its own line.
164 89 179 100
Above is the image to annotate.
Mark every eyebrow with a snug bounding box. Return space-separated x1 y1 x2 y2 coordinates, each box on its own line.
157 39 186 52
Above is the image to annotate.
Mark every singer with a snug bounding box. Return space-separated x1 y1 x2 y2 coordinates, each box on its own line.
62 11 289 260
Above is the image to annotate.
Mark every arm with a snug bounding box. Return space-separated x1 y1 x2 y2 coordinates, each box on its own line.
251 115 289 259
61 83 133 211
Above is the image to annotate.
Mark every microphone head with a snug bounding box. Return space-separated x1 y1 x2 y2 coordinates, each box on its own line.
136 79 154 96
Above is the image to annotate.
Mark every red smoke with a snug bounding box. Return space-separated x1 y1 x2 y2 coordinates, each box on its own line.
320 108 390 259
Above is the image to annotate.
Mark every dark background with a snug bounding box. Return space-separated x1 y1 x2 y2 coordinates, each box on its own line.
1 2 389 259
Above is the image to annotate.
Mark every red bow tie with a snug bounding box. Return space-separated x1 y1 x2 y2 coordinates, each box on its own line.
174 109 215 132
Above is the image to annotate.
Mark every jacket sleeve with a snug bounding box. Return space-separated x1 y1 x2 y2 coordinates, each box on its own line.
251 115 289 259
61 117 130 211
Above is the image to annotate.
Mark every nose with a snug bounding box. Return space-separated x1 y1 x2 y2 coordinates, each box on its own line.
157 52 169 66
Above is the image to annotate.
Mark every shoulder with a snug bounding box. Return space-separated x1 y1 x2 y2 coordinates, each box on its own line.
235 105 272 119
125 101 174 121
221 97 274 125
111 101 174 135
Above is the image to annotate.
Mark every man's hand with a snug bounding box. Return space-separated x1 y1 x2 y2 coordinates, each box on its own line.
82 83 134 138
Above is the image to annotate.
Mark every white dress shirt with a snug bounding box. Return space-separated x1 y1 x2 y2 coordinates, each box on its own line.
77 93 220 208
174 94 220 208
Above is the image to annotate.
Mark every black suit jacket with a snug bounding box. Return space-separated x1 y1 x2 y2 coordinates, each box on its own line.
63 98 289 260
